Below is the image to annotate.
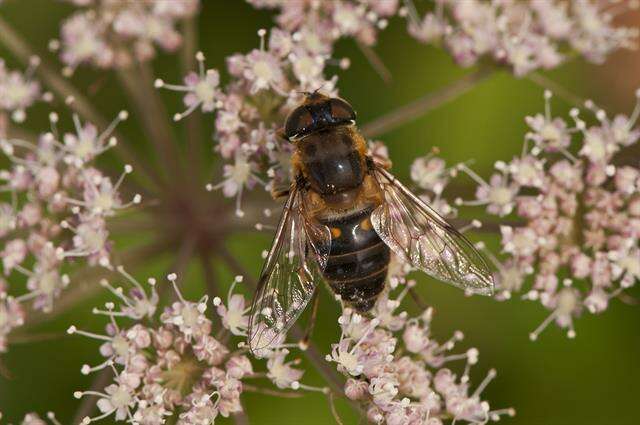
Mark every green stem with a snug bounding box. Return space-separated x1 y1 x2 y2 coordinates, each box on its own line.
527 72 587 107
157 232 198 303
181 16 206 183
361 67 495 138
115 65 181 185
356 40 392 84
243 384 303 398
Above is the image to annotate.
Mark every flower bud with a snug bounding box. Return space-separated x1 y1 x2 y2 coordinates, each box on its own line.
344 378 368 400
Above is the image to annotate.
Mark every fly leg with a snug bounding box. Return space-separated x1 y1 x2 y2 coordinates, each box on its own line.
270 186 290 200
298 288 320 351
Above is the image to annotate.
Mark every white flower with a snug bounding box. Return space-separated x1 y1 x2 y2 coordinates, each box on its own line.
95 383 136 421
267 349 304 389
216 294 249 335
475 174 518 216
411 156 448 193
327 338 363 376
243 49 285 94
403 322 430 353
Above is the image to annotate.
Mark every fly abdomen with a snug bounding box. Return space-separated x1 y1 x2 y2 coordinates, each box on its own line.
320 207 390 312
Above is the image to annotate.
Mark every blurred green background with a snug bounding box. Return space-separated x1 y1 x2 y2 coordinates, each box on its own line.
0 1 639 424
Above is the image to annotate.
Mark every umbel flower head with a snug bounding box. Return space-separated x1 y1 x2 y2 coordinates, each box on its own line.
326 272 514 425
71 270 331 424
0 104 138 353
456 90 640 340
403 0 639 76
71 271 240 423
54 0 200 73
70 263 512 425
249 0 639 77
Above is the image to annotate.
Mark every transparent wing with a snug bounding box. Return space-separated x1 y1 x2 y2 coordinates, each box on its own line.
371 165 494 295
248 185 330 353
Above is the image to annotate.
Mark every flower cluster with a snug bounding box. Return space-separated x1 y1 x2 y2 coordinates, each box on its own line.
71 271 316 424
327 276 513 424
247 0 400 48
158 28 344 216
403 0 639 76
71 270 236 423
408 147 462 221
457 90 640 340
0 57 50 123
72 264 511 424
0 107 138 353
247 0 638 78
55 0 200 73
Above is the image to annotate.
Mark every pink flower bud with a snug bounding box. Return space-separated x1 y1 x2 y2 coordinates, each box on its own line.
2 238 27 273
226 355 254 379
403 323 429 353
18 202 41 227
36 166 60 198
366 406 384 424
344 378 368 400
570 253 591 279
154 327 174 349
586 163 607 186
128 324 151 348
615 166 639 195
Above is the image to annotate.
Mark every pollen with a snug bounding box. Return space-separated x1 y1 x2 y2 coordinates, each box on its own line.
330 227 342 238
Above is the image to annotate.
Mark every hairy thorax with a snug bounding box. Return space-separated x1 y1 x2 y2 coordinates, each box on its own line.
293 125 382 214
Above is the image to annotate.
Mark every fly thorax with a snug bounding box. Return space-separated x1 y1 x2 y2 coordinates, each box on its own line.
298 130 364 197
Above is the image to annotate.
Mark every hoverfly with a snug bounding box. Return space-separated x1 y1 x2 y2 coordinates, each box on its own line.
248 92 494 351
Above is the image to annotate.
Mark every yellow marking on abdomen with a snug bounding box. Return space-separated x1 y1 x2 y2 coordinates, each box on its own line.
360 217 372 231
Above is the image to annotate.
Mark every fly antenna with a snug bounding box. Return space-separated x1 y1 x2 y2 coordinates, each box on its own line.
297 85 326 99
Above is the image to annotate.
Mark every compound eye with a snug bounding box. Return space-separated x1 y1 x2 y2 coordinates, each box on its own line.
284 106 314 140
330 98 356 123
